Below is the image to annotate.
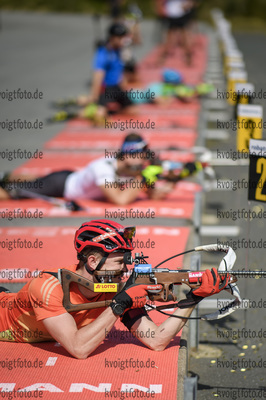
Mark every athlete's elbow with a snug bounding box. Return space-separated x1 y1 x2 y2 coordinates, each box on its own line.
148 341 167 352
152 345 166 352
112 197 131 206
72 345 92 359
71 348 87 359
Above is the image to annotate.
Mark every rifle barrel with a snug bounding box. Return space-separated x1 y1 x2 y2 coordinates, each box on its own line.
223 271 266 276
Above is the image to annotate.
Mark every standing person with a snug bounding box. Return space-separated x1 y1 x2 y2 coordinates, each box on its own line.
0 219 229 358
109 0 125 21
156 0 197 65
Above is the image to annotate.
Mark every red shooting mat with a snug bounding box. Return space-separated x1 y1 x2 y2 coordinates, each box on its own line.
48 113 198 130
14 150 195 175
107 113 198 129
140 36 208 85
139 69 206 86
132 99 200 113
0 181 200 219
120 102 200 115
44 128 197 150
64 119 197 132
0 226 190 399
0 318 181 399
0 225 190 281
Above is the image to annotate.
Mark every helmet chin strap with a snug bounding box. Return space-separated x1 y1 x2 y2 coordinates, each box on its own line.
84 252 109 283
95 253 109 271
84 251 132 282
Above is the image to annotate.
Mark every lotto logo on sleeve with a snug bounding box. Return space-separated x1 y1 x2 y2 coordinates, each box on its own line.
94 283 118 292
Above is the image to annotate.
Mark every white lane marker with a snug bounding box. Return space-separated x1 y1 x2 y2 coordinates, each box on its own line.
46 357 57 366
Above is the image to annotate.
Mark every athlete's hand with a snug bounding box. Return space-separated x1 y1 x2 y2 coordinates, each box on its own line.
148 183 174 200
77 95 92 106
111 280 163 313
193 268 229 297
178 268 229 308
179 161 203 179
141 165 163 184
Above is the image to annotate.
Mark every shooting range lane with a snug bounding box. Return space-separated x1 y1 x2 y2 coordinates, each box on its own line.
140 35 208 84
49 113 199 130
126 101 201 113
0 225 190 400
13 150 196 175
0 10 209 399
0 225 191 282
0 320 180 399
0 180 200 218
108 113 199 129
44 129 197 150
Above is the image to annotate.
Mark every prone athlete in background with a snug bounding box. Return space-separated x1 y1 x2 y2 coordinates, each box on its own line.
0 133 204 206
49 67 214 123
124 68 215 104
0 134 172 206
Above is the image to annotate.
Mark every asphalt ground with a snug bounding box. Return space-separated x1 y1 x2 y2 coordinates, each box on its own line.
189 32 266 399
0 11 266 400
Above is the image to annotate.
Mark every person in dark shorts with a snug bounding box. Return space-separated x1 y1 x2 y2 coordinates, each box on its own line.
109 0 125 21
156 0 198 64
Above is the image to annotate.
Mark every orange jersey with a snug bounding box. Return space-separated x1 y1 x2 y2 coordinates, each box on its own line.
0 264 112 343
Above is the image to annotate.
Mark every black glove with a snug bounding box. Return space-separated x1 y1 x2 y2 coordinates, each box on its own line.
177 290 203 309
110 272 162 315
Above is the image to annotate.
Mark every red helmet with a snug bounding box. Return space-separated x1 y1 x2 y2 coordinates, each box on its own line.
74 219 135 255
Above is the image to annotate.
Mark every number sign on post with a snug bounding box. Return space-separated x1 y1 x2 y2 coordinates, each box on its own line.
248 139 266 203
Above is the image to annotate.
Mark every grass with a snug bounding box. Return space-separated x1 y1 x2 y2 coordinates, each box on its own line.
1 0 266 33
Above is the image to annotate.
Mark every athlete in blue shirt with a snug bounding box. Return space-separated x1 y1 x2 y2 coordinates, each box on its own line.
79 22 135 122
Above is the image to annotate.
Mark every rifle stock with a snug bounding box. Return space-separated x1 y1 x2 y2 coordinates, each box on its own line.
58 268 238 313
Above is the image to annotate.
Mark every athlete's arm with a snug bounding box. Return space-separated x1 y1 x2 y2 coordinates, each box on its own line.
156 0 167 17
29 273 118 359
146 182 175 200
42 307 118 359
128 268 228 350
89 70 105 103
99 179 143 206
128 307 195 351
42 280 158 358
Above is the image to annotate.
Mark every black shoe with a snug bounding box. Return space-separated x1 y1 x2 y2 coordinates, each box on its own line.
0 287 11 293
0 172 11 189
46 111 77 123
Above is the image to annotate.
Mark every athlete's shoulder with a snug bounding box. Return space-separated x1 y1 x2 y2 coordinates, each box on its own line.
94 45 110 61
90 156 116 169
28 273 62 306
28 265 78 304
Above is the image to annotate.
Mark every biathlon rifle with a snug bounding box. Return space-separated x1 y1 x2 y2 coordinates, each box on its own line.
116 147 215 185
117 160 208 185
57 244 266 321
